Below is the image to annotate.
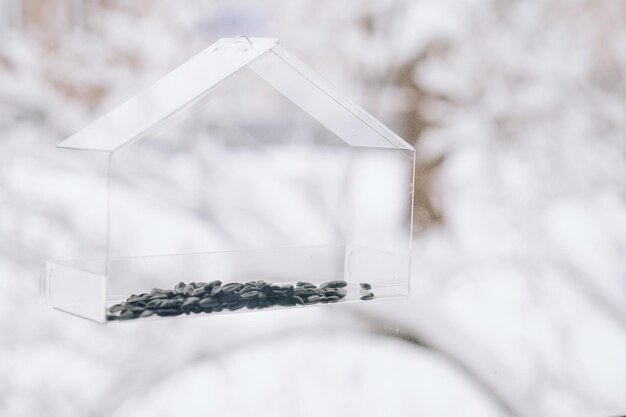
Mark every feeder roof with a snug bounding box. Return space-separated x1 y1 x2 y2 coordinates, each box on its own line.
58 37 413 153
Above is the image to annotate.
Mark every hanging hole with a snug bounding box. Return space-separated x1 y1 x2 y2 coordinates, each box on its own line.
234 35 253 52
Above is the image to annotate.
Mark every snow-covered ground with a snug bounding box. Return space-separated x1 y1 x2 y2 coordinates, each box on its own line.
1 1 625 416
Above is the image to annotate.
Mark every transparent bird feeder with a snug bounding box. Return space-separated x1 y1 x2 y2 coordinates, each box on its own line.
43 37 415 323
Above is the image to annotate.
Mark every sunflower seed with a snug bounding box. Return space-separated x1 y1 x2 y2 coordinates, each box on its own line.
221 283 244 294
140 309 155 318
239 285 256 295
145 299 163 309
183 283 196 295
108 304 124 313
156 308 183 317
182 297 200 308
198 297 217 308
206 280 222 289
324 280 347 288
127 294 150 304
210 286 222 297
360 282 372 290
150 288 168 296
160 299 182 309
119 308 138 320
305 295 321 304
240 290 261 300
227 301 245 311
360 293 375 301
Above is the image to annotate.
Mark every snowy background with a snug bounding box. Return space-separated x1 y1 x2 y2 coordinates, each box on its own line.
1 0 626 416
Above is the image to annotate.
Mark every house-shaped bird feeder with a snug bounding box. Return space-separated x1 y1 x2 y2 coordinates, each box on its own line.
43 37 415 323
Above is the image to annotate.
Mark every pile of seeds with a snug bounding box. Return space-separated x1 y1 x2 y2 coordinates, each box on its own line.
107 280 376 321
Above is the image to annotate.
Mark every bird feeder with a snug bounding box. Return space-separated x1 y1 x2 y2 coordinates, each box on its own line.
43 37 415 322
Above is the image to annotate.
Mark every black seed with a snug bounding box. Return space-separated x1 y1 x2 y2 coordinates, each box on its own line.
227 302 245 311
119 308 139 320
106 314 119 321
360 282 372 290
160 299 182 309
360 293 375 301
325 295 340 303
198 297 217 308
108 304 124 313
140 309 155 318
205 280 222 289
192 287 206 296
183 283 196 295
305 295 321 304
210 286 222 297
150 293 169 300
282 285 294 292
150 288 175 298
146 299 163 309
221 283 244 294
174 282 186 294
127 294 150 304
323 280 347 288
239 285 256 294
156 308 183 317
182 297 200 308
292 295 305 305
240 290 260 300
220 292 241 301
